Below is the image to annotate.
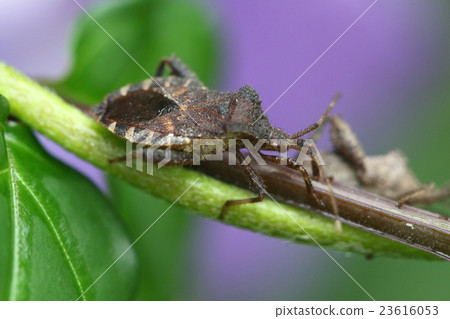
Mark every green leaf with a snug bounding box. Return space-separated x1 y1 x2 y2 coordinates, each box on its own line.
0 94 9 124
108 176 191 300
54 0 219 104
0 99 138 300
52 0 220 300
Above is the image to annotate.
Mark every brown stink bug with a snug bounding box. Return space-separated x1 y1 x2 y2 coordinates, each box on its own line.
92 55 339 222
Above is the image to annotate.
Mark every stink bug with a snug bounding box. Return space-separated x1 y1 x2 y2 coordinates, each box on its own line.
92 55 338 221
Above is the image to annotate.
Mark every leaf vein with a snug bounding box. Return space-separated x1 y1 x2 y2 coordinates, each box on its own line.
6 145 20 300
14 173 87 301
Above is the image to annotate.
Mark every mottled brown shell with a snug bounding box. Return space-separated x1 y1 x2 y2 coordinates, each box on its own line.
93 76 234 147
93 76 284 148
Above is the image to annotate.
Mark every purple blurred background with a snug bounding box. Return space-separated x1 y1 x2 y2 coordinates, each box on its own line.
1 0 449 300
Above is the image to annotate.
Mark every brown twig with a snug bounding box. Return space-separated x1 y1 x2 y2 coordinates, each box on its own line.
198 154 450 261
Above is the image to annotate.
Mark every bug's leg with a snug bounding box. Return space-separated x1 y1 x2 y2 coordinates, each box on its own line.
155 55 203 82
397 185 434 208
260 154 322 205
290 93 341 139
219 151 265 220
261 152 342 232
397 182 450 208
308 114 368 182
302 116 334 181
310 152 342 232
309 116 332 143
311 158 321 181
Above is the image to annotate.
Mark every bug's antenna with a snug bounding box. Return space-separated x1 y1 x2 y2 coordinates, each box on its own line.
302 146 341 232
318 92 341 126
290 93 341 140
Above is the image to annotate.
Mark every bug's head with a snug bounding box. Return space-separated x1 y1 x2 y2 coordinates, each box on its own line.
225 85 276 139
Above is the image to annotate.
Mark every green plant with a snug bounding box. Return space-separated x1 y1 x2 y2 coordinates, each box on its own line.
0 0 443 301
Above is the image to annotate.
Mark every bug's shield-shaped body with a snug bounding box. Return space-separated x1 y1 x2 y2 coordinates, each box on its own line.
91 55 331 222
92 76 287 153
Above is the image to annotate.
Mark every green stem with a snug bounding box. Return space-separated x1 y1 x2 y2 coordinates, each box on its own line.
0 62 435 259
